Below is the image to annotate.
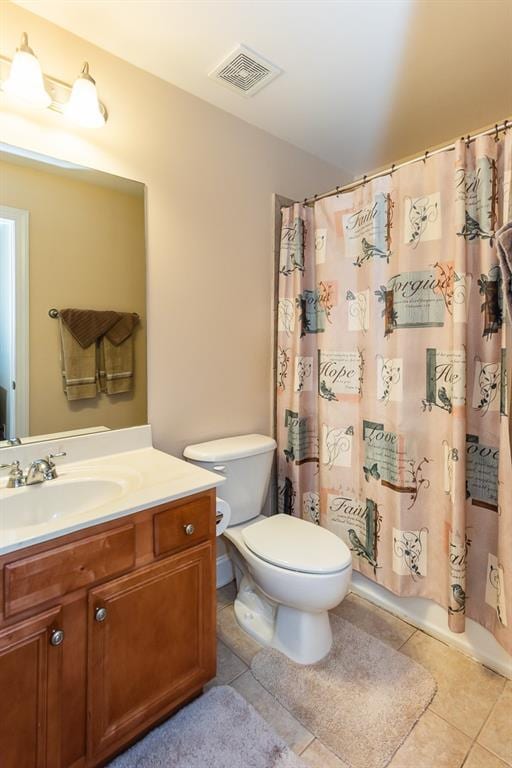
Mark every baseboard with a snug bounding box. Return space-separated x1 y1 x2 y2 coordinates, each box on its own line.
351 571 512 679
216 554 234 589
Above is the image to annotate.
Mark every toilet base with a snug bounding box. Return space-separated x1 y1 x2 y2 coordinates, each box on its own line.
272 605 333 664
233 576 275 646
233 576 333 665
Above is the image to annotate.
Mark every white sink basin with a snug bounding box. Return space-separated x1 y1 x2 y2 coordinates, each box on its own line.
0 432 225 556
0 468 142 530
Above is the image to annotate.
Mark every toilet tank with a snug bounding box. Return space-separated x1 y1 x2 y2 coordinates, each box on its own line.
183 434 276 525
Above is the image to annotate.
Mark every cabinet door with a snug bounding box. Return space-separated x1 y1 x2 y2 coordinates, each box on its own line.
0 607 63 768
87 541 215 761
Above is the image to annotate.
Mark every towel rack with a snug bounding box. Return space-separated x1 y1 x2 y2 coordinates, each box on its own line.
48 308 140 319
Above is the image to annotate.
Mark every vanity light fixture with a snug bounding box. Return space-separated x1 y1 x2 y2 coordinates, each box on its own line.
0 33 108 127
64 62 106 128
3 33 51 108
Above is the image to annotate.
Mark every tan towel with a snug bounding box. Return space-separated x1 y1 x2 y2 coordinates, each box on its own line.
59 319 98 400
99 335 134 395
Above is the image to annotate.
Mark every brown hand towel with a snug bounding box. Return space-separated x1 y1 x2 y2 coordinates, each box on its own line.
59 319 98 400
60 308 122 349
106 313 140 345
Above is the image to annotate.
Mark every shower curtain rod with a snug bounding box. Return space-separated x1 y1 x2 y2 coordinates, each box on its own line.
298 118 510 207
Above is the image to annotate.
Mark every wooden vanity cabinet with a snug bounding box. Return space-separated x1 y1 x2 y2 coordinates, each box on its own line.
0 489 217 768
88 543 214 762
0 607 63 768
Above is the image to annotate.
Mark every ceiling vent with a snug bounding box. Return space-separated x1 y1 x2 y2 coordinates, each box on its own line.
209 45 281 97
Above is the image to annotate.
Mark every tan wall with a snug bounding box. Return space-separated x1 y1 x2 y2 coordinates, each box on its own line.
0 158 147 435
0 2 341 456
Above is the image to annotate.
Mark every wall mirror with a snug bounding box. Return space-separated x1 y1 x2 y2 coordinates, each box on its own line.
0 144 147 447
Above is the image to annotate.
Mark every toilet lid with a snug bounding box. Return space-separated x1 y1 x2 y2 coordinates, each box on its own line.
242 514 352 574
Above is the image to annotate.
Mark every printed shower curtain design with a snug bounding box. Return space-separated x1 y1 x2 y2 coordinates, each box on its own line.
276 132 512 654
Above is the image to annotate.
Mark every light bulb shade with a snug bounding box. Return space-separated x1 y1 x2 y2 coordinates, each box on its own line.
64 66 105 128
4 48 51 108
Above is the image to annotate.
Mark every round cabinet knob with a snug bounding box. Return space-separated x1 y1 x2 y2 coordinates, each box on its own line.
95 607 107 623
184 523 195 536
50 629 64 646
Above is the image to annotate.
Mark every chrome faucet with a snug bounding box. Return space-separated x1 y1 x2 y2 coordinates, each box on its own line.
0 452 66 488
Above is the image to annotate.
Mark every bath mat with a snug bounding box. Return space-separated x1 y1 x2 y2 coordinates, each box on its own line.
251 615 436 768
107 685 306 768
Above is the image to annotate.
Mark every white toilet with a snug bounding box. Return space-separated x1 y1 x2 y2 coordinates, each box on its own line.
184 434 352 664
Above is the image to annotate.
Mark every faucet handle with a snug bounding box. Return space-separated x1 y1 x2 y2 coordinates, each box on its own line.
0 459 20 470
45 451 66 479
0 460 24 488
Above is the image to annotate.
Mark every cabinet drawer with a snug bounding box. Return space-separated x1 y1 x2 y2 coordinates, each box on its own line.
154 495 214 557
4 525 135 617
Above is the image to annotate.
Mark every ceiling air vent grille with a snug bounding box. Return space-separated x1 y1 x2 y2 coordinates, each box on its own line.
209 45 281 97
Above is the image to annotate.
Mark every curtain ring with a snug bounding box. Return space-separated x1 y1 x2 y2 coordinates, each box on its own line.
303 198 307 205
423 150 429 163
336 185 340 197
363 175 367 186
465 134 471 148
390 163 396 176
504 119 509 132
494 123 500 142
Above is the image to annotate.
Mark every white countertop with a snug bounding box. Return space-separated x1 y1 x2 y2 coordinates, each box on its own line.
0 427 225 555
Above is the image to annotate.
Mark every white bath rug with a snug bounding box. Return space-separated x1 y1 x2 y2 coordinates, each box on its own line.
251 614 437 768
107 685 306 768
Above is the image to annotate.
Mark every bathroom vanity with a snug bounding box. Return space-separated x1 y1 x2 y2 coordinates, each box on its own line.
0 426 223 767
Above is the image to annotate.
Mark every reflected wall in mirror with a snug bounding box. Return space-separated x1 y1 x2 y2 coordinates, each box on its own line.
0 145 147 446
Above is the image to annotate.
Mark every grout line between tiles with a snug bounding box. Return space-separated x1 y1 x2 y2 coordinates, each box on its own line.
226 668 248 686
241 668 316 743
396 628 417 652
472 679 507 743
297 734 316 756
231 668 317 756
218 637 257 668
458 741 475 768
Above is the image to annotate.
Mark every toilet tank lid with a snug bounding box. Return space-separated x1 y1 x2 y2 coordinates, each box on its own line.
183 434 277 462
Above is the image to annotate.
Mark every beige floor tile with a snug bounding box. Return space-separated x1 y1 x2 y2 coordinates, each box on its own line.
400 630 505 738
206 639 247 688
464 744 509 768
300 738 350 768
216 580 237 611
231 671 314 754
388 710 471 768
478 681 512 766
216 604 263 664
331 592 416 649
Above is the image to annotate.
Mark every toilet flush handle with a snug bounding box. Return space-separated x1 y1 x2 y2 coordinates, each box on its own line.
213 465 226 474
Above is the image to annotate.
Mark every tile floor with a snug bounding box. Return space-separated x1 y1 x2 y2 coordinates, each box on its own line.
212 582 511 768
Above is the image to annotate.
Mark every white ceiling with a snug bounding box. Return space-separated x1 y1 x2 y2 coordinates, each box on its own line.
13 1 512 175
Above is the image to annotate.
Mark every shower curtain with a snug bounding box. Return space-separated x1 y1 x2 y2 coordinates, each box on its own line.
276 131 512 654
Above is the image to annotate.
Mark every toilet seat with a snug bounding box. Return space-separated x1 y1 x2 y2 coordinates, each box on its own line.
241 514 352 575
